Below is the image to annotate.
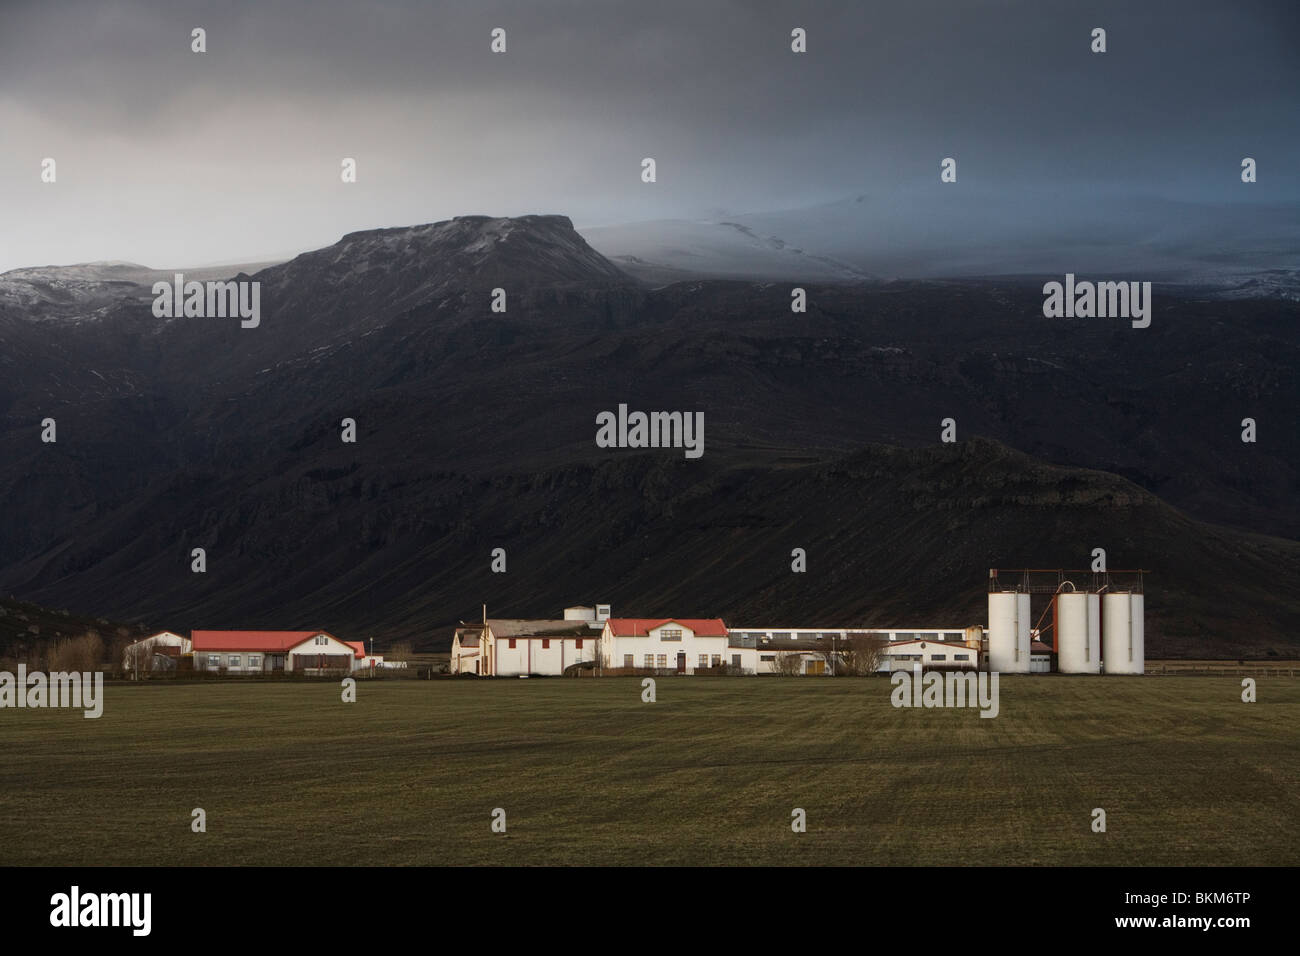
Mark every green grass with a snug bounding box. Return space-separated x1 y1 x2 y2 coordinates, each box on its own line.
1 676 1296 865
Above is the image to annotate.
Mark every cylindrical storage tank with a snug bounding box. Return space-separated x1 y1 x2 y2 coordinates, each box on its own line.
988 591 1031 673
1057 592 1101 674
1102 592 1145 674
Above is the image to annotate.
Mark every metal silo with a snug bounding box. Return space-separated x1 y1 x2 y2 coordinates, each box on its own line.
988 591 1031 672
1056 591 1101 674
1102 592 1145 674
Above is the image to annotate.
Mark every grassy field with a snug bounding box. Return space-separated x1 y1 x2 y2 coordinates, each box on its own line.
1 675 1297 866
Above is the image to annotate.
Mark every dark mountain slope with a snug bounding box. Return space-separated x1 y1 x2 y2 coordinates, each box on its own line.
0 216 1296 656
3 438 1297 659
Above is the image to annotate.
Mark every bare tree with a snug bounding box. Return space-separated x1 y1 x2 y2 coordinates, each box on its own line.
123 639 153 679
46 632 105 673
838 634 889 676
386 641 413 662
772 651 805 676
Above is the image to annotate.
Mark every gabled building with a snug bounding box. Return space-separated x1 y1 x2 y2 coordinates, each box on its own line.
450 625 484 675
482 619 599 676
191 630 363 674
601 618 732 674
122 631 191 676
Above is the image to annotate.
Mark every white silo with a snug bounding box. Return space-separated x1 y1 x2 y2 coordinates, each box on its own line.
1102 592 1145 674
1056 591 1101 674
988 591 1031 673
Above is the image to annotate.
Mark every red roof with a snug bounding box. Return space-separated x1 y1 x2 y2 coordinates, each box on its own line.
605 618 728 637
345 641 365 659
191 631 335 652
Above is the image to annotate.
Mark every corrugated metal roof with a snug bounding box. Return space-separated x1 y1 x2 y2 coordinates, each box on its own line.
486 619 595 638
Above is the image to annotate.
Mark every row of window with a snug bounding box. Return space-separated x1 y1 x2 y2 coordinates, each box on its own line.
505 638 585 649
206 655 263 668
619 654 726 668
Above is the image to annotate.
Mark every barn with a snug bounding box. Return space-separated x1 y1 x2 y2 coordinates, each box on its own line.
481 619 600 676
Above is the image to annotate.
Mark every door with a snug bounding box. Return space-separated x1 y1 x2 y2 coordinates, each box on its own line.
676 652 687 673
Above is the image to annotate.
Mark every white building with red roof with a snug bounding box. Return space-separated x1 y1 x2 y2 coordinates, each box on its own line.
191 630 366 674
600 618 733 674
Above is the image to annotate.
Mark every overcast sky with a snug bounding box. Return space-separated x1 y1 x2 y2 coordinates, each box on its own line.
1 0 1295 272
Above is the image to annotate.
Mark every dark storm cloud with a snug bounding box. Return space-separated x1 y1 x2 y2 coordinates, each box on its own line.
1 0 1296 270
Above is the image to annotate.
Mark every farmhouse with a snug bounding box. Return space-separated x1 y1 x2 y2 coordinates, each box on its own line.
191 630 365 674
122 631 191 676
601 618 732 674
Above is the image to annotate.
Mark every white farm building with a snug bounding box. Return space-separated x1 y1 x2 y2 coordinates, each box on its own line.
727 626 982 675
122 631 191 676
600 618 734 674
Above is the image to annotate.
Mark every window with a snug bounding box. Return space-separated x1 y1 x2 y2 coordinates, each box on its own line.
760 655 776 662
954 654 969 661
644 654 654 668
732 655 742 668
920 632 939 641
575 638 583 649
711 655 721 667
944 632 962 641
894 632 915 641
656 654 667 668
932 654 946 661
772 632 790 640
699 654 708 668
661 629 682 641
624 654 634 668
248 656 261 669
542 639 550 649
208 655 220 668
229 655 241 667
508 638 516 649
315 635 327 645
798 632 817 640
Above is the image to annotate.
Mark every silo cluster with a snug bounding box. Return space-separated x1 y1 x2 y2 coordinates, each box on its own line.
1051 587 1144 674
986 577 1145 675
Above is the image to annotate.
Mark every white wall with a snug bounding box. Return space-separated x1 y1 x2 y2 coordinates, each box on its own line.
489 633 597 676
286 632 359 671
601 622 729 673
123 631 190 671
